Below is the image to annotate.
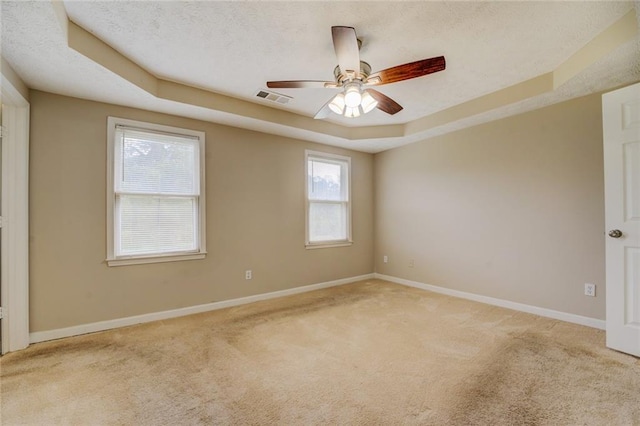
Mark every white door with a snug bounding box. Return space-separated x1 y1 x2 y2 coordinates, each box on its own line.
603 82 640 357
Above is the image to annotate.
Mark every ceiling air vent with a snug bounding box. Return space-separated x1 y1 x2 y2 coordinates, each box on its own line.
255 90 292 104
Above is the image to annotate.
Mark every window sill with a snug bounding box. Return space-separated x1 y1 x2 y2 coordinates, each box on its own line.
107 252 206 267
305 241 353 250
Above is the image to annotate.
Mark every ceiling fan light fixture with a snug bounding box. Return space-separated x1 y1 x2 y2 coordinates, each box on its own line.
328 93 346 114
333 82 375 118
343 83 362 108
360 91 378 114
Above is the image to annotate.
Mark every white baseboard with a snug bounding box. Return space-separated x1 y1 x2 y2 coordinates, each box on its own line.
375 273 606 330
30 272 604 344
30 273 375 344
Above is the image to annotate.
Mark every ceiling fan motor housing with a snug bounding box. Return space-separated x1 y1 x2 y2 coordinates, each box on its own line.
334 61 372 85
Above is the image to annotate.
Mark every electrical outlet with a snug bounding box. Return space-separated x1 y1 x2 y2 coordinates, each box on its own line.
584 283 596 297
383 255 388 263
245 270 252 280
409 259 414 268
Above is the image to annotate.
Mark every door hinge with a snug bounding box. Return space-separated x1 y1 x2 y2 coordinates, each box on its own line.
0 307 4 319
0 125 5 138
0 216 3 228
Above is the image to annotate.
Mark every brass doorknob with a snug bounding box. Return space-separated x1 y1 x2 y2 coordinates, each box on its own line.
608 229 623 238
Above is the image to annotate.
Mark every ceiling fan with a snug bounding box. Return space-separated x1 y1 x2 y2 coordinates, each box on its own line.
267 26 446 119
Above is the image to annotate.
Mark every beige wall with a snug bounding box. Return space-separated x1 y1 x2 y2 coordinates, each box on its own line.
29 88 607 332
29 91 374 332
374 93 606 319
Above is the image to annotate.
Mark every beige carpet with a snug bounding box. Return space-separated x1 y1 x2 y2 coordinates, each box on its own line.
1 279 639 425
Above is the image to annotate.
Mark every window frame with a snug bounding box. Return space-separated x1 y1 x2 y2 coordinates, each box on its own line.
305 150 352 249
106 117 206 266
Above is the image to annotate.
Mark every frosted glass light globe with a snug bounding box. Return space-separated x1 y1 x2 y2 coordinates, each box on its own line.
328 93 346 114
360 91 378 113
344 84 362 108
344 106 361 118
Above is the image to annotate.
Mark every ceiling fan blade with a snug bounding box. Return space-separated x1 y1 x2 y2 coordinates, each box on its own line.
366 89 403 115
267 80 335 89
366 56 445 86
332 26 360 75
314 104 332 120
314 94 342 119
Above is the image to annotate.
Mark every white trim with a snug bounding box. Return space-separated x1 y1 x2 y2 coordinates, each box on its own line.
30 273 375 343
305 242 353 250
1 73 30 353
106 117 206 266
375 273 606 330
107 252 207 267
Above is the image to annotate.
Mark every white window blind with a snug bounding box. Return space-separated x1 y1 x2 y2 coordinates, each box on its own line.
305 151 351 247
107 118 206 266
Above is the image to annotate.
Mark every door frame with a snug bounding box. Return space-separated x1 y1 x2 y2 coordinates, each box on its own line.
1 70 30 354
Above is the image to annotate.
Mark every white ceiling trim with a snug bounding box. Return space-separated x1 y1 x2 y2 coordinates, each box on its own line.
44 3 638 152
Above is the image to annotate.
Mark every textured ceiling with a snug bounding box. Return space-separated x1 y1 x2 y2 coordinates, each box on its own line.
1 1 639 153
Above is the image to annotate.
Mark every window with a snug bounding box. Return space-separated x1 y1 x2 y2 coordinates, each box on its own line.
305 150 352 248
107 117 206 266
